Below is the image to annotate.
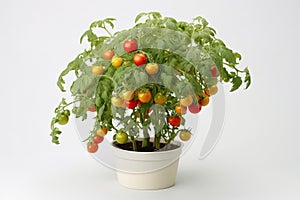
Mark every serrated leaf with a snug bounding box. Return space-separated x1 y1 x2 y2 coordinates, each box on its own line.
230 76 242 92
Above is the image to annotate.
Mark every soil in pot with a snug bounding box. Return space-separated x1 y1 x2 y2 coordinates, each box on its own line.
113 141 179 152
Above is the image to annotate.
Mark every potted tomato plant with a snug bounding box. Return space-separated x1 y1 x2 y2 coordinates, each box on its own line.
50 12 251 189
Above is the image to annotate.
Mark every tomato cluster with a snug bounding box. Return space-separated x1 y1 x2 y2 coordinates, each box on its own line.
87 127 108 153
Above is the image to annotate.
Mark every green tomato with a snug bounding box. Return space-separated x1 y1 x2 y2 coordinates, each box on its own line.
58 115 69 125
116 132 128 144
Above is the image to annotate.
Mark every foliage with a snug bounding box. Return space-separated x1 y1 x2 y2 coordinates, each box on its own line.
50 12 251 151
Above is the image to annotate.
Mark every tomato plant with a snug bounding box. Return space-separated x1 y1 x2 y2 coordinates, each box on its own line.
50 12 251 151
133 53 147 66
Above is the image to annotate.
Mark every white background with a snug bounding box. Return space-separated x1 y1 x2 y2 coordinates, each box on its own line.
1 0 300 199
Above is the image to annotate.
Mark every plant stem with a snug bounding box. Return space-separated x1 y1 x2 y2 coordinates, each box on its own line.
130 136 137 151
142 126 149 148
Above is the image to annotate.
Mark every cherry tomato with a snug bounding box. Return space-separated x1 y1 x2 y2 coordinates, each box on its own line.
168 116 181 127
123 39 138 52
175 105 187 115
116 131 128 144
58 115 69 125
91 65 104 75
97 127 108 137
87 106 96 112
125 99 138 109
133 53 147 66
120 90 134 101
188 103 202 114
102 49 115 60
93 135 104 144
199 94 210 106
204 88 210 96
179 130 191 141
179 95 193 107
111 97 123 107
154 93 167 105
145 63 159 75
111 56 123 68
138 89 152 103
209 85 218 95
87 142 98 153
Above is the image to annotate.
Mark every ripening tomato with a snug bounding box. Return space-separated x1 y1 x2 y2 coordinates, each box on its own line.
209 85 218 95
199 94 210 106
125 99 138 109
179 95 193 107
111 97 123 107
91 65 104 75
175 105 187 115
123 39 138 52
133 53 147 66
111 56 123 68
138 89 152 103
93 135 104 144
102 49 115 60
154 93 167 105
116 131 128 144
179 130 192 141
97 127 108 137
120 90 134 101
145 63 159 75
168 116 181 127
87 142 98 153
188 103 202 114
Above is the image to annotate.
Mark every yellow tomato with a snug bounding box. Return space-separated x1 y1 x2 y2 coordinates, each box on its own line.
179 95 193 107
111 56 123 68
91 65 104 75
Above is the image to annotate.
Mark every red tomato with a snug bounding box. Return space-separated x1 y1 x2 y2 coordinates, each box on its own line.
168 116 181 127
125 100 138 109
188 103 202 114
93 135 104 144
134 53 147 66
102 49 115 60
87 142 98 153
123 39 138 52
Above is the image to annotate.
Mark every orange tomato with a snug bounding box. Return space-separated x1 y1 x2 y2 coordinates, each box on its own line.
138 89 152 103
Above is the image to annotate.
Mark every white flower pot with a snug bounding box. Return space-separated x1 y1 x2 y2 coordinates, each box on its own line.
111 140 183 190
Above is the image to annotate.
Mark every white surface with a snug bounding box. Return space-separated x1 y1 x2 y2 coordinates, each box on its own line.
1 0 300 199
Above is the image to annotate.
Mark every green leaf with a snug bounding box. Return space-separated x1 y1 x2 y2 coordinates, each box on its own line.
244 67 251 89
230 76 242 92
135 12 146 23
